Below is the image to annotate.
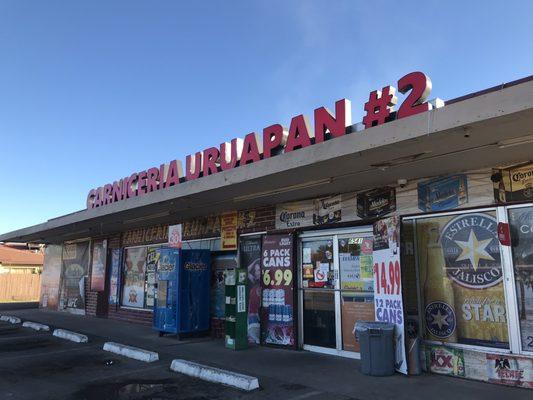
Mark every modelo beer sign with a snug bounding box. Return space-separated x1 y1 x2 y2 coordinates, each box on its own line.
87 71 441 209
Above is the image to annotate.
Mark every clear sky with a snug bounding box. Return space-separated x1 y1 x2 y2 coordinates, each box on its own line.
1 1 532 234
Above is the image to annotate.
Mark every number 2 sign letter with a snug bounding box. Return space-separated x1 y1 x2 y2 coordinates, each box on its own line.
396 71 433 119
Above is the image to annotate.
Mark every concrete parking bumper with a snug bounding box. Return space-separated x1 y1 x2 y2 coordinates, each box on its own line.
170 359 260 391
53 328 88 343
103 342 159 362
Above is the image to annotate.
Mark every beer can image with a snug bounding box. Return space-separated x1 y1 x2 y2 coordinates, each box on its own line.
275 304 283 322
262 289 270 307
268 304 276 322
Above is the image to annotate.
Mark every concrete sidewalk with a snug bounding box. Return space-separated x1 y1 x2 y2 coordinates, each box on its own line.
6 308 532 400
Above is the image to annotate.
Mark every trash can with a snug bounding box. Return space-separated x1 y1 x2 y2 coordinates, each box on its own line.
355 321 395 376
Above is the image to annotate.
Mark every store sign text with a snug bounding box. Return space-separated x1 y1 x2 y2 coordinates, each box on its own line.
87 71 438 209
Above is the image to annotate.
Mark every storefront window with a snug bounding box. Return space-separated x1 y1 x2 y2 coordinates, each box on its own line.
122 246 161 309
338 235 375 352
412 211 509 349
508 207 533 352
301 239 334 289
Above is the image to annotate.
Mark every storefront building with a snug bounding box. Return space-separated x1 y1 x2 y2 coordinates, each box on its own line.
1 72 533 388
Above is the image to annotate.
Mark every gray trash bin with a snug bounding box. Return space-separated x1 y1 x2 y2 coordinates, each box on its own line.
355 321 395 376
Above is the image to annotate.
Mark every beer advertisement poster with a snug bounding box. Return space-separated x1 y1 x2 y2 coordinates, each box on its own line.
260 234 295 347
90 239 107 292
108 248 121 306
417 174 468 212
486 354 533 388
59 241 90 313
415 212 509 349
122 247 147 308
39 245 63 310
275 193 357 230
240 237 262 344
373 216 407 374
428 345 465 377
372 216 407 374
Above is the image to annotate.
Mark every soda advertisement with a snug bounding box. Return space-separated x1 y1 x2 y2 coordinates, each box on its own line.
428 345 465 377
108 248 121 306
40 245 63 310
508 207 533 352
372 216 407 374
59 241 90 313
486 354 533 388
90 240 107 292
415 211 509 348
261 234 295 347
240 237 262 344
122 247 147 308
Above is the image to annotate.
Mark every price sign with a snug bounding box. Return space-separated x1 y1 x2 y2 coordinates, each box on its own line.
373 261 401 295
262 269 293 287
260 234 295 347
372 216 407 375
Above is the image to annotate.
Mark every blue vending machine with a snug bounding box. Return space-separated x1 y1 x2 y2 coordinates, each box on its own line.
153 248 211 336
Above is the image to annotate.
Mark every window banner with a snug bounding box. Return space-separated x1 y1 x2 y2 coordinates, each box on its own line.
59 241 90 314
372 216 408 375
40 245 63 310
122 247 147 308
415 212 509 349
108 248 121 306
260 234 296 347
90 240 107 291
240 237 262 344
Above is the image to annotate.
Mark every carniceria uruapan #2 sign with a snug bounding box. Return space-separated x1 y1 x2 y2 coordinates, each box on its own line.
86 71 441 209
372 216 407 374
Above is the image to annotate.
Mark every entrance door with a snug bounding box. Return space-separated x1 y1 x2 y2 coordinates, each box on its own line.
299 228 374 358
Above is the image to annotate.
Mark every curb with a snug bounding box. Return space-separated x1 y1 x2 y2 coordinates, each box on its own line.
170 359 259 391
103 342 159 363
52 329 88 343
22 321 50 331
0 315 21 324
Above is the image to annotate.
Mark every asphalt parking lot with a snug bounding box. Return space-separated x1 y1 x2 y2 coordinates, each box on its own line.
0 319 353 400
0 321 246 400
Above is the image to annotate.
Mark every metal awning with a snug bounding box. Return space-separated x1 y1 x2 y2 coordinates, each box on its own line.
2 77 533 244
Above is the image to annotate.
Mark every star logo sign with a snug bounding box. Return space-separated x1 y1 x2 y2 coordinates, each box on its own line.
430 309 449 330
425 302 456 339
454 229 494 271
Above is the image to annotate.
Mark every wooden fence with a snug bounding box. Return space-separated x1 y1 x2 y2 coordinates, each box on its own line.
0 274 41 302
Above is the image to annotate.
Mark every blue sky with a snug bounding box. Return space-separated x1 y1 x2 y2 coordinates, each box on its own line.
1 1 532 233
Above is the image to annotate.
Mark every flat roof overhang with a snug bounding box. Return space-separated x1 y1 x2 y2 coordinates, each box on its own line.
2 77 533 244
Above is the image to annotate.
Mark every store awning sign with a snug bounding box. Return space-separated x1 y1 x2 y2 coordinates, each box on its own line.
87 71 440 209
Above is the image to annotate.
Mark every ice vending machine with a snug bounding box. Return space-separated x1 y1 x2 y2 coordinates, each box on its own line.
153 248 211 336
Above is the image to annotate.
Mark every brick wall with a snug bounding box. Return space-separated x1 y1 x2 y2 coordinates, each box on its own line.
108 306 153 326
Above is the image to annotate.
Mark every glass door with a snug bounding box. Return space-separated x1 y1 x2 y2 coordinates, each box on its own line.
299 228 374 357
301 237 336 349
506 206 533 355
338 235 375 353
